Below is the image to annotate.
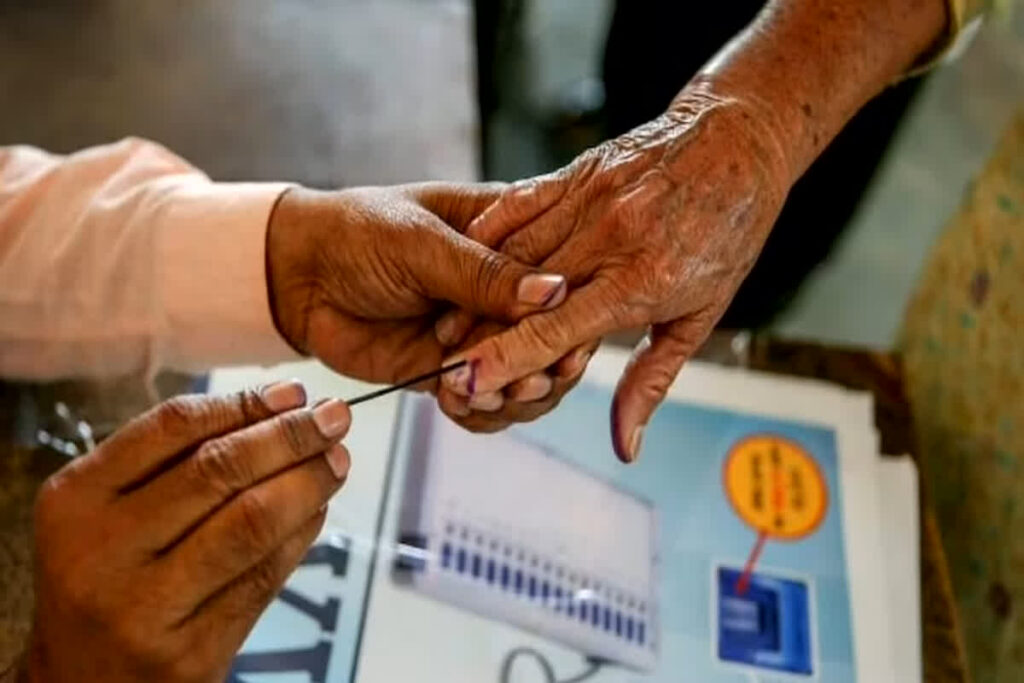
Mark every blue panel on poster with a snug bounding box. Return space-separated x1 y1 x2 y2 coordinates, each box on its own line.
717 567 812 676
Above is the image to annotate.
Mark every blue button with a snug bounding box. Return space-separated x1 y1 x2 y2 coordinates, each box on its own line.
716 567 812 675
456 548 466 573
638 621 646 645
616 612 623 636
441 543 452 569
541 581 550 603
603 607 612 632
514 570 524 594
626 617 635 641
591 604 600 627
501 565 510 589
486 559 496 584
528 576 537 599
471 553 482 578
578 602 588 622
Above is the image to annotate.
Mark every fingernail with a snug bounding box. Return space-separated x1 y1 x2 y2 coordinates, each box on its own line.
572 348 593 374
558 347 592 379
312 399 350 439
468 391 504 412
517 274 566 309
434 314 458 346
443 358 476 396
261 379 306 412
468 360 478 395
511 374 553 402
324 443 350 480
627 426 645 463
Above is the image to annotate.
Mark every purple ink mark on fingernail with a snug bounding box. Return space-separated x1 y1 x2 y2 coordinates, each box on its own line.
467 359 478 396
539 278 567 308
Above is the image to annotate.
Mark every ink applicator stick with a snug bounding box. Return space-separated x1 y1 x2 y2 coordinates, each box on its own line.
346 359 469 406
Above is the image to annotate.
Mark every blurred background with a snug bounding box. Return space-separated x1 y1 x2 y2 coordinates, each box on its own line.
0 0 1020 349
1 3 1023 680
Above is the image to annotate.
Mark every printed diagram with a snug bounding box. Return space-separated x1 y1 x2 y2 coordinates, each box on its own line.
724 435 829 543
715 435 828 677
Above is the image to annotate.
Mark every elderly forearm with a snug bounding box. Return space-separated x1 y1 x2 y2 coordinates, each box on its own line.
690 0 948 181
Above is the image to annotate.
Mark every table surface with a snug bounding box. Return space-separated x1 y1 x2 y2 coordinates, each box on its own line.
0 334 971 681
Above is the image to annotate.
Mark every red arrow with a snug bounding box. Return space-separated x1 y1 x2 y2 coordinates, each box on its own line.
735 530 767 596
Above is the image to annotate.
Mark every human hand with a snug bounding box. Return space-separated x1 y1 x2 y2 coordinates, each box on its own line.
437 82 791 460
266 183 567 390
433 316 598 433
19 382 350 683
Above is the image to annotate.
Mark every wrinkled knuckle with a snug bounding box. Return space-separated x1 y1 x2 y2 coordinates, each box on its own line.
503 230 544 265
507 177 538 203
192 436 250 497
235 490 277 555
482 336 515 377
599 276 646 325
646 256 681 296
155 394 242 438
518 319 563 360
153 395 205 435
275 412 318 461
471 253 512 310
574 147 607 176
237 387 270 423
609 195 641 230
247 555 286 600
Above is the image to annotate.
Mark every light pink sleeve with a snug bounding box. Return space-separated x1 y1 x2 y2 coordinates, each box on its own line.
0 137 300 381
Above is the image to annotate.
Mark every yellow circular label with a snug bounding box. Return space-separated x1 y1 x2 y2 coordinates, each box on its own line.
723 435 828 540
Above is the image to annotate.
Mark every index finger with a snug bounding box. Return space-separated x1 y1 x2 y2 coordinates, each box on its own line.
120 398 350 553
78 382 307 492
442 278 636 396
465 171 570 248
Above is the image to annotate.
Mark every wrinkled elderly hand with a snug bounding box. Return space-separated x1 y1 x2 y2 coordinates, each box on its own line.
437 82 790 460
267 183 566 389
18 382 350 683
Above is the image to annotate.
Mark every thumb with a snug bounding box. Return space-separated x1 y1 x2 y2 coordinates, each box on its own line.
418 227 568 322
610 316 712 463
408 181 509 233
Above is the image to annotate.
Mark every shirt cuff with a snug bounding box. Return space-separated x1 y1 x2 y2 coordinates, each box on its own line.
154 179 302 372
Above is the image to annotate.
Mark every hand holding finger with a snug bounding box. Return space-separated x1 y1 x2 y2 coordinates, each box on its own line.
442 277 628 397
121 395 350 554
155 399 352 612
437 340 598 432
25 385 352 683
